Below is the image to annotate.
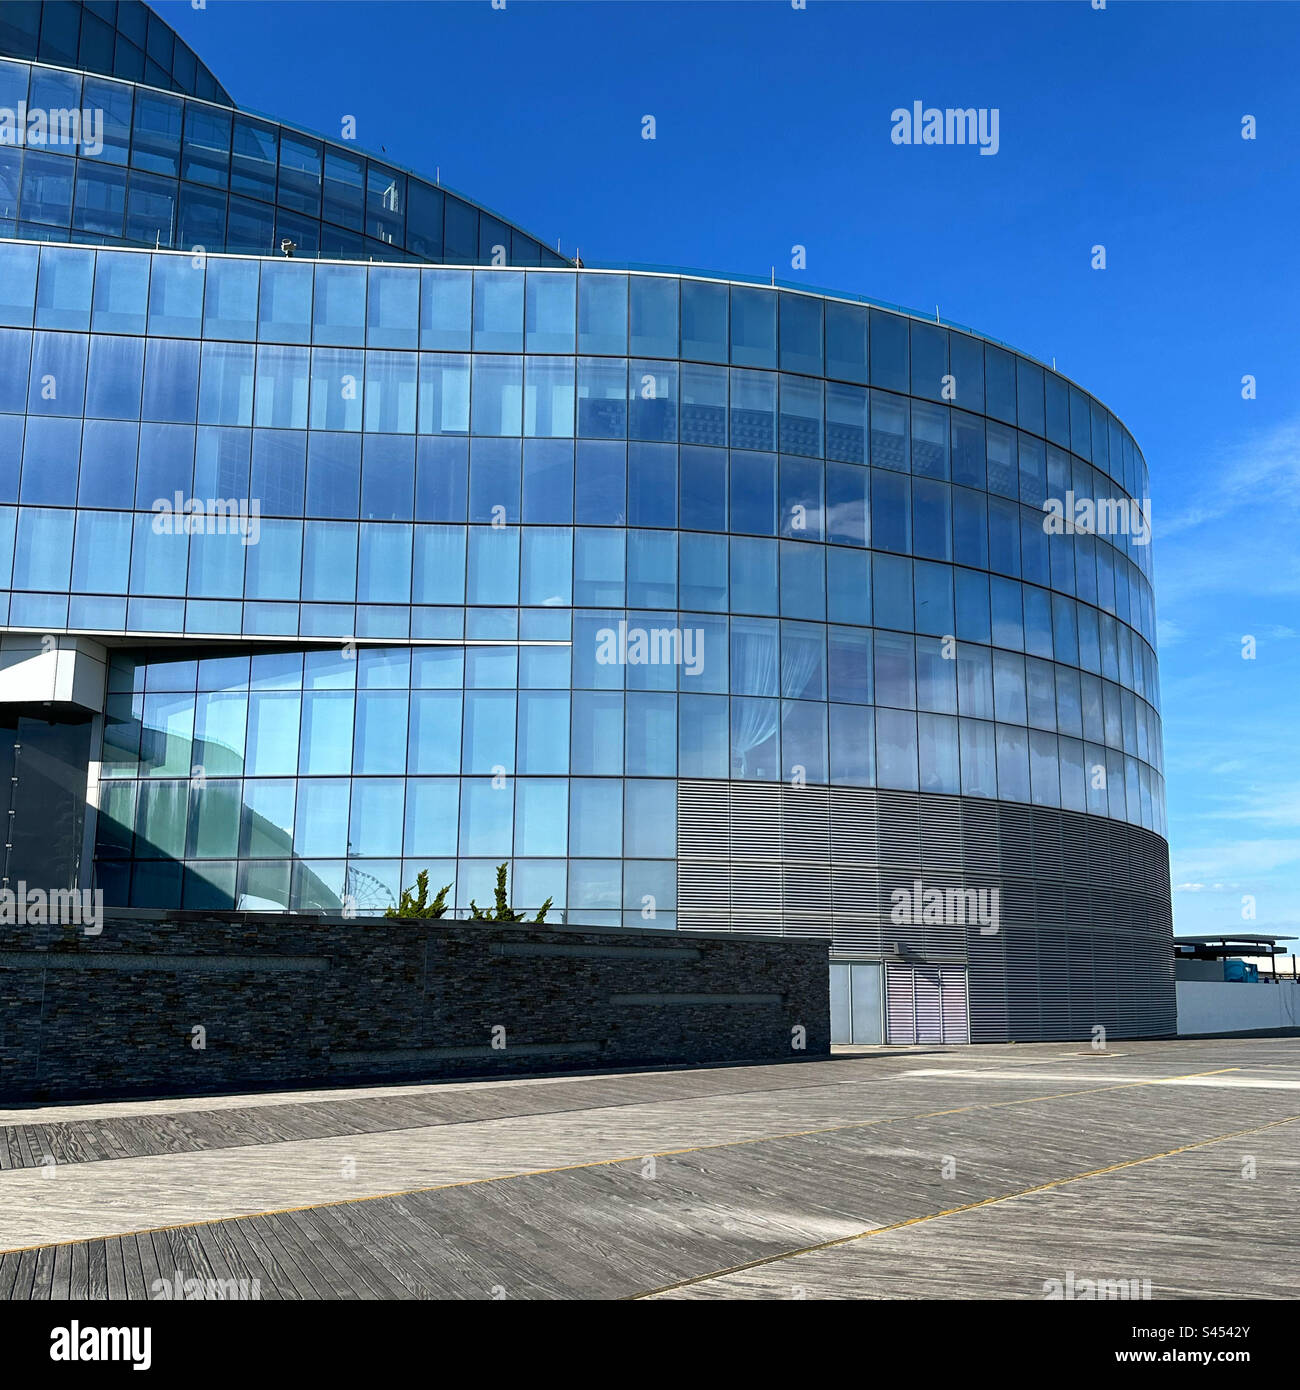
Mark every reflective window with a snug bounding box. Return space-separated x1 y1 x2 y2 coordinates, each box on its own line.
29 329 87 416
730 287 776 369
418 354 470 435
578 274 626 356
780 376 822 458
779 293 823 376
869 310 907 392
199 341 255 426
630 276 678 359
443 195 477 262
366 165 405 244
313 263 366 347
366 267 419 350
473 270 523 352
131 90 182 177
406 179 443 260
524 272 575 354
470 355 522 435
83 76 133 165
730 370 775 452
278 132 322 218
35 246 93 331
142 337 200 421
681 279 728 363
73 162 126 237
524 357 574 438
629 360 677 442
20 416 80 505
871 392 909 472
576 358 626 439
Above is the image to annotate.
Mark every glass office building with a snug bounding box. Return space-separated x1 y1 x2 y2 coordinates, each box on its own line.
0 2 1175 1042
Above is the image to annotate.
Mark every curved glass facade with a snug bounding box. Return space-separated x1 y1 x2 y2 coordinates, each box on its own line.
0 240 1166 918
0 2 1174 1042
0 0 232 104
0 55 568 266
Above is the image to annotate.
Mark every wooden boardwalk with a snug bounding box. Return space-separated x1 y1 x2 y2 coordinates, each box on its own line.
2 1038 1298 1299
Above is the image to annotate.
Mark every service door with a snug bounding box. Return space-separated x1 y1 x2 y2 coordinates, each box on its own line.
885 965 970 1044
830 962 884 1044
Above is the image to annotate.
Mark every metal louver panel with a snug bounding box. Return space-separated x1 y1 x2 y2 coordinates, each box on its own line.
961 800 1001 873
914 966 944 1043
830 789 878 861
1060 810 1093 883
731 785 780 858
941 968 971 1043
730 862 782 926
883 964 970 1044
886 964 917 1045
920 799 963 870
967 923 1007 1042
782 861 831 916
674 780 1176 1042
782 784 831 860
999 804 1034 873
831 863 876 917
877 791 922 867
1032 808 1064 879
677 782 728 857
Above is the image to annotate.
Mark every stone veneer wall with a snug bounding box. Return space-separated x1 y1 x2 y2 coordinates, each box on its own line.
0 910 829 1100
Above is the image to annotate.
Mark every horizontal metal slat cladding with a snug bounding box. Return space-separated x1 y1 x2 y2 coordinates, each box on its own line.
676 781 1175 1041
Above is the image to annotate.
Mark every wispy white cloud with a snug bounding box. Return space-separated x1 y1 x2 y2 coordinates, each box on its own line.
1156 415 1300 602
1210 787 1300 826
1156 617 1186 648
1170 838 1300 880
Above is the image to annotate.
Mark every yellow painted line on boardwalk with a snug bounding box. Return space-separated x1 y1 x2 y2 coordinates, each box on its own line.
630 1109 1300 1298
0 1065 1245 1255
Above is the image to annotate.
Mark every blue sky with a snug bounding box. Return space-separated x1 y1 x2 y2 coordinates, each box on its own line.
159 0 1300 950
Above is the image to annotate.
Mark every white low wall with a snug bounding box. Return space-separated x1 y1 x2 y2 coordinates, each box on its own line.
1176 980 1300 1035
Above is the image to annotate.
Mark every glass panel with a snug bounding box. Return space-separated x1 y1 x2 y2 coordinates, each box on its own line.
417 353 470 435
577 273 626 355
35 246 93 331
523 356 574 438
366 163 405 244
575 358 626 439
869 310 907 392
83 76 133 165
147 253 203 336
443 195 477 262
629 275 678 358
628 360 677 442
313 263 366 346
730 287 776 368
779 292 822 375
130 90 182 176
473 269 524 352
525 271 575 353
470 355 523 436
680 278 728 363
225 195 275 256
405 178 443 259
181 103 231 188
278 131 322 217
70 161 125 237
779 375 822 458
729 369 775 452
322 146 365 230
